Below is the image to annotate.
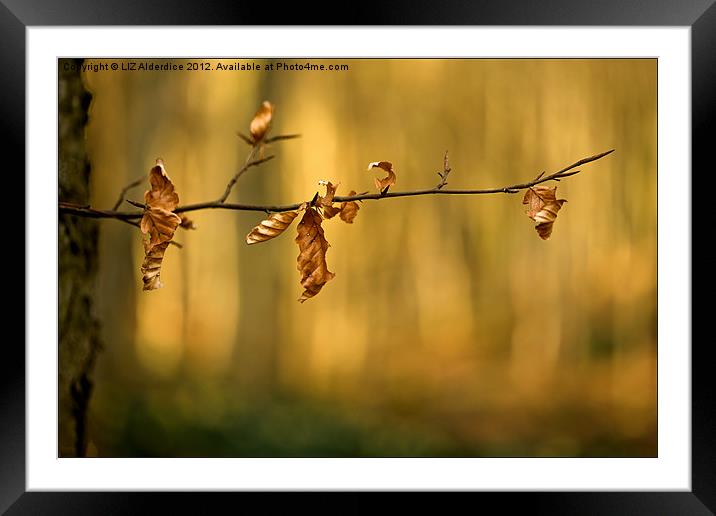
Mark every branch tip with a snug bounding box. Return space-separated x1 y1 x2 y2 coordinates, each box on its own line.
126 199 145 209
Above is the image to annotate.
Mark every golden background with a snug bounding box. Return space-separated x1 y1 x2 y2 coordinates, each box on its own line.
81 59 656 457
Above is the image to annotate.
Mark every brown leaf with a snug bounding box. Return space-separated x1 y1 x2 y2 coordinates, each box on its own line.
339 190 360 224
322 205 342 219
140 206 182 245
368 161 396 192
139 159 182 290
295 207 335 302
368 161 393 173
522 186 567 240
246 210 300 244
140 240 171 291
144 159 179 212
317 180 341 218
317 180 339 207
249 100 274 143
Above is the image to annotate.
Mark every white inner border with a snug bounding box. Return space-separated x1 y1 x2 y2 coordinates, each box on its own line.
27 27 691 491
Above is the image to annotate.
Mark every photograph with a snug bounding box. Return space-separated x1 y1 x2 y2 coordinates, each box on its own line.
58 57 657 459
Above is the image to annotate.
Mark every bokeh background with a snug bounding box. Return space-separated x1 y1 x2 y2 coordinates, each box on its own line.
79 58 656 457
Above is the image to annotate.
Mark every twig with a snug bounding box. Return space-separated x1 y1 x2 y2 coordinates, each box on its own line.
112 175 145 211
236 132 301 146
236 132 254 145
59 206 182 248
125 199 145 209
218 134 299 202
59 149 614 219
218 153 275 203
436 150 451 190
59 202 140 219
265 134 301 144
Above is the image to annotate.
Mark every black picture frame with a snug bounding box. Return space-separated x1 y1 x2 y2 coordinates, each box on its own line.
5 1 708 514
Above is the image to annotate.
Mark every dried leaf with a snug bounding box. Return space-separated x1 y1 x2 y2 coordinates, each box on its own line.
522 186 567 240
367 161 393 172
249 100 274 143
295 207 335 302
317 180 341 218
144 159 179 212
322 205 342 219
317 180 339 207
339 190 360 224
140 240 171 291
140 205 182 245
523 185 549 219
246 210 300 244
368 161 396 192
139 159 182 290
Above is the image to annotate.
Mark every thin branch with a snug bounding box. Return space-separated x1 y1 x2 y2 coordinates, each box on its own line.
265 134 301 144
59 204 182 247
112 175 145 210
217 133 301 202
218 153 275 203
436 150 451 190
125 199 145 209
59 149 614 220
236 132 254 145
59 202 140 219
236 132 301 146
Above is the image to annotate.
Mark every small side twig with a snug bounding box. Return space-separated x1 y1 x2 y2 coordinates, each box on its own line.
126 199 145 209
112 175 145 211
236 132 254 145
436 150 451 190
218 153 275 203
236 132 301 146
265 134 301 144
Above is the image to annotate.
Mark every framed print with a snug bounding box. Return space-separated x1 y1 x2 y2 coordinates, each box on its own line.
5 1 709 514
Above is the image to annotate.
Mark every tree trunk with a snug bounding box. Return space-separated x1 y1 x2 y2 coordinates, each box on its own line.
58 58 101 457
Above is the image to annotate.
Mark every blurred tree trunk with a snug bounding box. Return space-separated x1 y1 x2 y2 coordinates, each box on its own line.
58 59 101 457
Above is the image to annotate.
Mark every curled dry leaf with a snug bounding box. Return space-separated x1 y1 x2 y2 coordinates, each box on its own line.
139 159 182 291
317 180 339 207
368 161 396 193
522 185 567 240
314 181 360 222
317 180 341 219
295 207 335 302
249 100 274 143
322 205 342 219
143 159 179 211
246 210 300 244
140 205 182 244
339 190 360 223
141 240 171 290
